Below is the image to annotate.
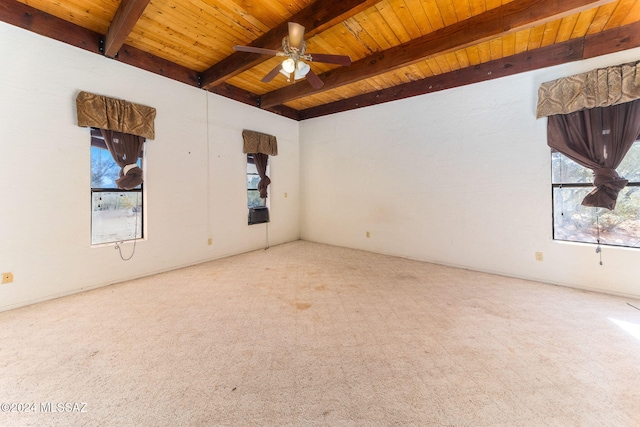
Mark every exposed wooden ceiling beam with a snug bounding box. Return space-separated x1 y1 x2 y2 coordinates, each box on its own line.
206 82 300 120
300 40 585 119
0 0 296 120
199 0 379 89
583 19 640 59
2 0 637 122
0 0 101 52
260 0 616 109
0 0 199 86
114 44 200 87
103 0 151 58
299 20 640 120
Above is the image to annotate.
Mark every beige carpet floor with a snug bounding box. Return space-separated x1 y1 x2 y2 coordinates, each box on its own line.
1 240 639 426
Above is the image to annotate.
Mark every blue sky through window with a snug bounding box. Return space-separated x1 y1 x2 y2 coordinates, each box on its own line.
91 146 141 189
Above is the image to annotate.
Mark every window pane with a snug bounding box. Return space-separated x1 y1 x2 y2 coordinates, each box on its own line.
246 154 268 210
552 142 640 184
551 152 592 184
553 186 640 247
91 147 120 188
92 191 143 245
618 141 640 182
247 174 260 190
247 161 258 175
91 147 142 189
248 190 265 208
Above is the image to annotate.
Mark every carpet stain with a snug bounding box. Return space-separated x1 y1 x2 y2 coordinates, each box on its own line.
293 302 312 311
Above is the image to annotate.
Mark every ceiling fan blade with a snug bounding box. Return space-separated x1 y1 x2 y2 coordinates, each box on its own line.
307 53 352 66
288 22 305 49
262 63 283 83
233 45 280 56
305 68 324 89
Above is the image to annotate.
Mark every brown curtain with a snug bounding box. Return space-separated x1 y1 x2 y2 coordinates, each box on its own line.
253 153 271 199
547 99 640 210
100 129 145 190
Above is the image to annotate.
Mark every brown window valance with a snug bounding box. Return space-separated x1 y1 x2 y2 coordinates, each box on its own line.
76 91 156 139
242 130 278 156
536 60 640 119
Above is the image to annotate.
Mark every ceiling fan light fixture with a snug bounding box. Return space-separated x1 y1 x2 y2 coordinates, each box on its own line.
236 22 350 89
282 58 296 74
296 60 310 77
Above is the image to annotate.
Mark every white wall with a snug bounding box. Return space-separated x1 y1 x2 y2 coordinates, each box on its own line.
2 19 639 311
0 22 300 311
300 47 640 299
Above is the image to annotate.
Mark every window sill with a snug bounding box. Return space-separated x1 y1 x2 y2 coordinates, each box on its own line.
553 239 640 251
91 238 146 248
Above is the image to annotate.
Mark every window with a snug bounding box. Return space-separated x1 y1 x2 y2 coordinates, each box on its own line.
247 154 265 209
91 129 143 245
247 154 269 225
552 141 640 248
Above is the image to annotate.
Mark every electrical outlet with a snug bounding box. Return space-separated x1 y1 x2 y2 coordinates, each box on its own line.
535 252 544 262
2 272 13 284
207 238 213 246
284 192 288 198
366 231 371 238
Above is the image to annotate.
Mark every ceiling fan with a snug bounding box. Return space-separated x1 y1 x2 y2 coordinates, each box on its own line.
233 22 352 89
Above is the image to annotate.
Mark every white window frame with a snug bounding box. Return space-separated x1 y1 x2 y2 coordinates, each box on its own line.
90 128 144 246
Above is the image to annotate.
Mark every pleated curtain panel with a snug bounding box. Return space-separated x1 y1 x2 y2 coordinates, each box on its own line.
537 60 640 210
242 130 278 199
76 91 156 190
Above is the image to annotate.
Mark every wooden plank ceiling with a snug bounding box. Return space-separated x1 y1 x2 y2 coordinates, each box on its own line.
2 0 640 120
